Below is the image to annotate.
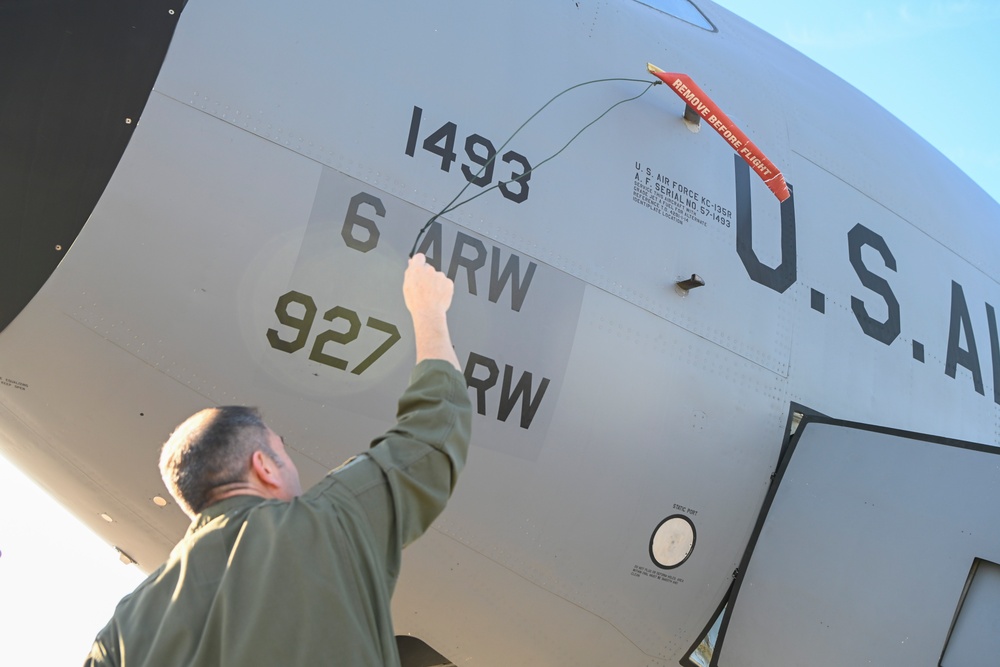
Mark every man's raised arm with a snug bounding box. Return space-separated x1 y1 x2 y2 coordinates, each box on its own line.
403 253 461 370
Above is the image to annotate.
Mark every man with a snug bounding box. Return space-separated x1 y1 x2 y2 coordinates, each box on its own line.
85 253 471 666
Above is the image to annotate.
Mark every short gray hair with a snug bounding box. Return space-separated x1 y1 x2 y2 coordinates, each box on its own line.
159 406 280 517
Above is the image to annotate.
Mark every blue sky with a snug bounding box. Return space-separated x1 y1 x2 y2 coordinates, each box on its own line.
0 2 997 664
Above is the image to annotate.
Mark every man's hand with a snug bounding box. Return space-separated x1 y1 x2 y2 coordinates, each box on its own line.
404 253 454 317
403 254 460 370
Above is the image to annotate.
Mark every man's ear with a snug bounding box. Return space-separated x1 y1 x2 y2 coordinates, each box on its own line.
249 450 281 490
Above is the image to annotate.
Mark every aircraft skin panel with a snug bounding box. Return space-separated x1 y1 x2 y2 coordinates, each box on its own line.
394 526 662 664
785 153 1000 442
717 419 1000 665
61 95 326 412
151 0 801 375
428 284 790 660
0 1 998 665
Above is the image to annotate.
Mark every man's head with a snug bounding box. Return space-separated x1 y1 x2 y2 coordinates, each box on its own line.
159 406 302 518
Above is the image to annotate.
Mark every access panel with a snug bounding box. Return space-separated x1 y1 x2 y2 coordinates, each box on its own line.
714 417 1000 666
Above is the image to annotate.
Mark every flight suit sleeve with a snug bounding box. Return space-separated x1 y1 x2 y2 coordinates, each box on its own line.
82 623 120 667
325 359 471 572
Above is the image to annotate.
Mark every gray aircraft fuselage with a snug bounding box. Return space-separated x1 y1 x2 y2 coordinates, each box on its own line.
1 1 998 664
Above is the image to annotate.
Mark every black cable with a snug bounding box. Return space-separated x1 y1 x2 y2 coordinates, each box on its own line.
409 77 660 257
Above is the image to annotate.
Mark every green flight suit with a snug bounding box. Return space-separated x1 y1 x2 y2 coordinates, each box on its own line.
85 360 471 666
